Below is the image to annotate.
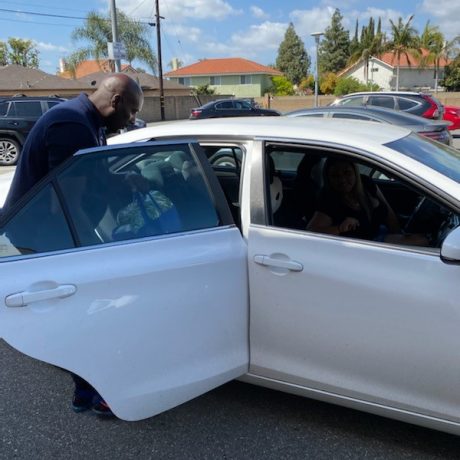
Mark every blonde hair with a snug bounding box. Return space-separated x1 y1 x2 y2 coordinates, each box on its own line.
322 158 372 220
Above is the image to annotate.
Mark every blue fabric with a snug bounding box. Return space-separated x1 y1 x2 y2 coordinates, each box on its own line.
3 94 106 212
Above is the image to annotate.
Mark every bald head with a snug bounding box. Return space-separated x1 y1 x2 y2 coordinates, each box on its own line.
90 73 144 133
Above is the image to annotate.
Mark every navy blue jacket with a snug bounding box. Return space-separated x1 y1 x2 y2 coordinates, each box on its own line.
3 93 106 211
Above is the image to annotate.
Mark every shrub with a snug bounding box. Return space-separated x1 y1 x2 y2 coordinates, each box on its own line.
334 77 380 96
271 76 295 96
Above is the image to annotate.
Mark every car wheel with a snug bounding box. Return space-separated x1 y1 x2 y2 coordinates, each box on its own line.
0 138 21 166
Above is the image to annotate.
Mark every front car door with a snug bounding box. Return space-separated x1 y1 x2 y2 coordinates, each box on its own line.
0 141 249 421
243 138 460 432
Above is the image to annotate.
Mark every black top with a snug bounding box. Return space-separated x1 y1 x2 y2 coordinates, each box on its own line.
3 93 106 211
316 176 388 239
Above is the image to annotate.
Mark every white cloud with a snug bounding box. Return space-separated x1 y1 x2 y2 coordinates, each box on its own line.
290 7 336 39
199 21 286 61
420 0 460 39
117 0 241 22
35 41 69 53
164 24 202 43
250 6 269 20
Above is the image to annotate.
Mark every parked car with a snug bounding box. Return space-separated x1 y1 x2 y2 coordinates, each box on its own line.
190 98 280 119
126 117 147 131
0 95 66 166
444 105 460 131
286 105 452 145
330 91 444 120
2 117 460 436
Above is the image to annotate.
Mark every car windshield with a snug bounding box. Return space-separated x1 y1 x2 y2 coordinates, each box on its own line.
385 133 460 183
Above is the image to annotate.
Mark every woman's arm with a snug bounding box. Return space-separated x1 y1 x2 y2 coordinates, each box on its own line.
307 211 360 235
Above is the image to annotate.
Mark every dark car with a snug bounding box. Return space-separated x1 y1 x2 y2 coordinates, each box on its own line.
330 91 444 120
286 105 452 145
190 98 280 119
0 95 65 166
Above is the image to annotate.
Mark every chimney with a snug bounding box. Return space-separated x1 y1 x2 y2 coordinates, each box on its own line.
171 57 179 71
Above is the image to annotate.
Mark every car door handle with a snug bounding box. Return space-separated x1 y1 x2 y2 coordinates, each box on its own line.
5 284 77 308
253 255 303 272
7 121 19 126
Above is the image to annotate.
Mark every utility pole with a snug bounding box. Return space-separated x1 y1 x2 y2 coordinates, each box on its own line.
110 0 121 72
155 0 165 121
311 31 323 108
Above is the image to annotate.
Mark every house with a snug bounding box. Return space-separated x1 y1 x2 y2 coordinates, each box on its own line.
58 59 135 79
338 49 450 91
77 69 191 96
164 57 283 97
0 64 87 97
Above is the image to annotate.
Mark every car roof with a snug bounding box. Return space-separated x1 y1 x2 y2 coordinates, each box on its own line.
336 91 429 98
110 116 411 150
285 106 444 127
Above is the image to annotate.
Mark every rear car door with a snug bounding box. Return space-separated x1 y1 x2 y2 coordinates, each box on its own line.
0 141 249 421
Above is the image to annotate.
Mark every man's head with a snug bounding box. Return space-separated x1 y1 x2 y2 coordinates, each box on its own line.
89 74 144 133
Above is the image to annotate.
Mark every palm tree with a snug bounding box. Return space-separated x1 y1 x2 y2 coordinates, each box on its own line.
68 10 156 75
347 17 384 85
420 22 460 92
386 15 421 91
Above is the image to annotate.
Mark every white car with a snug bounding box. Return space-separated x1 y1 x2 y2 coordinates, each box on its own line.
1 118 460 435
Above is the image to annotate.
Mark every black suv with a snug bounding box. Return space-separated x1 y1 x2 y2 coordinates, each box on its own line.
330 91 444 120
0 95 65 165
190 98 280 119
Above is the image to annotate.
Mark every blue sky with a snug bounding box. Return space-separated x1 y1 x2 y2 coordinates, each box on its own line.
0 0 458 75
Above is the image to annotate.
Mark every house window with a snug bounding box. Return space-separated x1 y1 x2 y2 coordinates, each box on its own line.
240 75 252 84
210 76 221 85
178 77 191 86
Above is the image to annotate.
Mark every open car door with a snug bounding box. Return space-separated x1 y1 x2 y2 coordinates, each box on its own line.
0 141 248 421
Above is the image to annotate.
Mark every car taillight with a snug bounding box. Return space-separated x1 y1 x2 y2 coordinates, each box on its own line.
421 95 440 119
190 110 202 118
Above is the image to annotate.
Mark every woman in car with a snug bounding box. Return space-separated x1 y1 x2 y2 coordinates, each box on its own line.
307 158 427 245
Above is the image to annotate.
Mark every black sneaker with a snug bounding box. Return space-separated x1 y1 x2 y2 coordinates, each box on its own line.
92 398 114 417
71 389 96 413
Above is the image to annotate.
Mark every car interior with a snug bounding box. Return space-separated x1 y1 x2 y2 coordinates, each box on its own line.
199 142 459 250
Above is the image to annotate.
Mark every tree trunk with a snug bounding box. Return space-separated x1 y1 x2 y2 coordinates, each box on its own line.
396 64 400 91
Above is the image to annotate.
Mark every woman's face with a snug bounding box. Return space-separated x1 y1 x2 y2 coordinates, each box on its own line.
327 162 356 193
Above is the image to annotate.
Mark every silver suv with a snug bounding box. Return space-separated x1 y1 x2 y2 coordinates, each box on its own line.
331 91 444 120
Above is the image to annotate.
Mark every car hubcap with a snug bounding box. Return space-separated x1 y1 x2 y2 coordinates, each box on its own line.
0 141 18 164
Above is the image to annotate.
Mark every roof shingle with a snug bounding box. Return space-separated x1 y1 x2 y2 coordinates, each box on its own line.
165 57 282 77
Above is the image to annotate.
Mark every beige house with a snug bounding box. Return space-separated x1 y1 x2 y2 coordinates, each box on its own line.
165 57 282 97
339 50 450 91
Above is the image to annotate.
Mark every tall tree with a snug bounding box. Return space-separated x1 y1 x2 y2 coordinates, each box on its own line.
318 9 351 73
1 38 39 68
275 23 310 85
68 9 156 75
386 15 421 90
349 20 360 56
348 17 384 84
420 22 460 92
0 41 7 66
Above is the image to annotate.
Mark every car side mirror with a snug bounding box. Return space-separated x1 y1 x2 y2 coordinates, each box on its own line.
440 226 460 263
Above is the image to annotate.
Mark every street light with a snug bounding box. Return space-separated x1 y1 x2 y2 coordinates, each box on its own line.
311 31 324 108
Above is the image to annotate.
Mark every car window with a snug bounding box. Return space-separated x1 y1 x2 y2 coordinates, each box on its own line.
0 102 8 116
216 101 233 110
337 96 364 106
397 98 419 110
0 144 222 257
12 101 43 117
296 113 324 118
368 96 395 109
0 185 75 258
331 113 374 121
264 145 458 249
205 147 243 171
47 101 61 109
234 100 251 110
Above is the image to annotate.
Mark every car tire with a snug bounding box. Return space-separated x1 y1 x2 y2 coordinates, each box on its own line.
0 138 21 166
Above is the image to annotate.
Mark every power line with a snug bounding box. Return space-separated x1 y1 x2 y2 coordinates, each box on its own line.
0 7 154 25
0 15 78 28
